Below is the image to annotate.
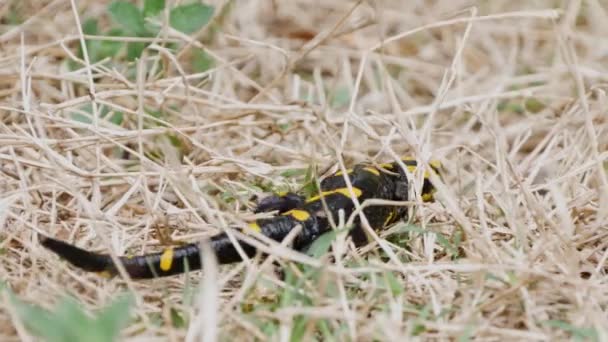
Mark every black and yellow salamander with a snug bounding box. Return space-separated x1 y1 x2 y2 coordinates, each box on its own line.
41 157 441 279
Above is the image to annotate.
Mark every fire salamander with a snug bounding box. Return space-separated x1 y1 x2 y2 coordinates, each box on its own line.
41 157 440 279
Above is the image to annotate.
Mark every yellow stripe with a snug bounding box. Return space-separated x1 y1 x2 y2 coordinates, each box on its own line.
306 187 362 203
283 209 310 221
248 222 261 233
159 248 174 271
363 167 380 176
379 163 394 169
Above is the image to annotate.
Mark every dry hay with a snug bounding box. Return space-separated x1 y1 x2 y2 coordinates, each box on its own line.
1 0 607 340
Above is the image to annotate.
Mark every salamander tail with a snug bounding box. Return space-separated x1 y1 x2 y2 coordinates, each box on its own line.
40 236 114 273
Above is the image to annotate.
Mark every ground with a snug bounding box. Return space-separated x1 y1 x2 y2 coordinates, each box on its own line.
1 0 607 341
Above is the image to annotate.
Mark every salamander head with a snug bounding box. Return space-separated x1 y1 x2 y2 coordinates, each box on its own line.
386 157 442 202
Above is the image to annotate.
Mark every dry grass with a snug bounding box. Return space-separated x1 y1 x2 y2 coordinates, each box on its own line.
1 0 608 340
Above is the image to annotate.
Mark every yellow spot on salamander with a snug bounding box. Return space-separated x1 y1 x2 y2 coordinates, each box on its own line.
429 160 442 170
422 192 435 202
363 167 380 176
335 187 362 198
334 168 353 177
401 157 441 176
283 209 310 221
159 248 174 271
248 222 261 233
97 270 113 278
379 163 394 169
306 187 362 203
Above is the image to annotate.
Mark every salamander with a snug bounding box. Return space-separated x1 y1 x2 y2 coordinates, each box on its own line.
40 157 441 279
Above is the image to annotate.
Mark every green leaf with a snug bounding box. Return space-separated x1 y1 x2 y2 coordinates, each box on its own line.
261 319 279 338
10 297 65 342
169 3 214 34
82 18 99 35
384 271 403 297
506 270 518 285
280 267 314 308
76 19 123 64
411 305 431 336
108 1 147 36
144 0 165 17
317 320 333 340
54 298 92 340
290 315 309 342
71 113 92 124
167 134 182 148
457 324 475 342
97 28 125 60
543 320 598 341
146 109 164 118
300 165 319 198
411 323 426 336
435 233 458 258
71 104 94 124
9 292 134 342
525 98 546 113
305 230 337 259
395 223 426 235
109 111 124 125
280 168 307 178
191 48 214 72
127 41 147 60
71 104 115 124
142 109 169 128
7 6 23 25
95 295 134 341
147 312 163 327
170 307 186 328
330 86 351 108
81 19 101 63
497 100 524 114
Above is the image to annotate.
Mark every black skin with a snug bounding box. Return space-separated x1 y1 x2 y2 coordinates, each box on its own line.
41 159 438 279
253 192 305 214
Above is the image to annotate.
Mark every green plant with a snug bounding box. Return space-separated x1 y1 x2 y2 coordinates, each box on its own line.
4 285 134 342
75 0 215 66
